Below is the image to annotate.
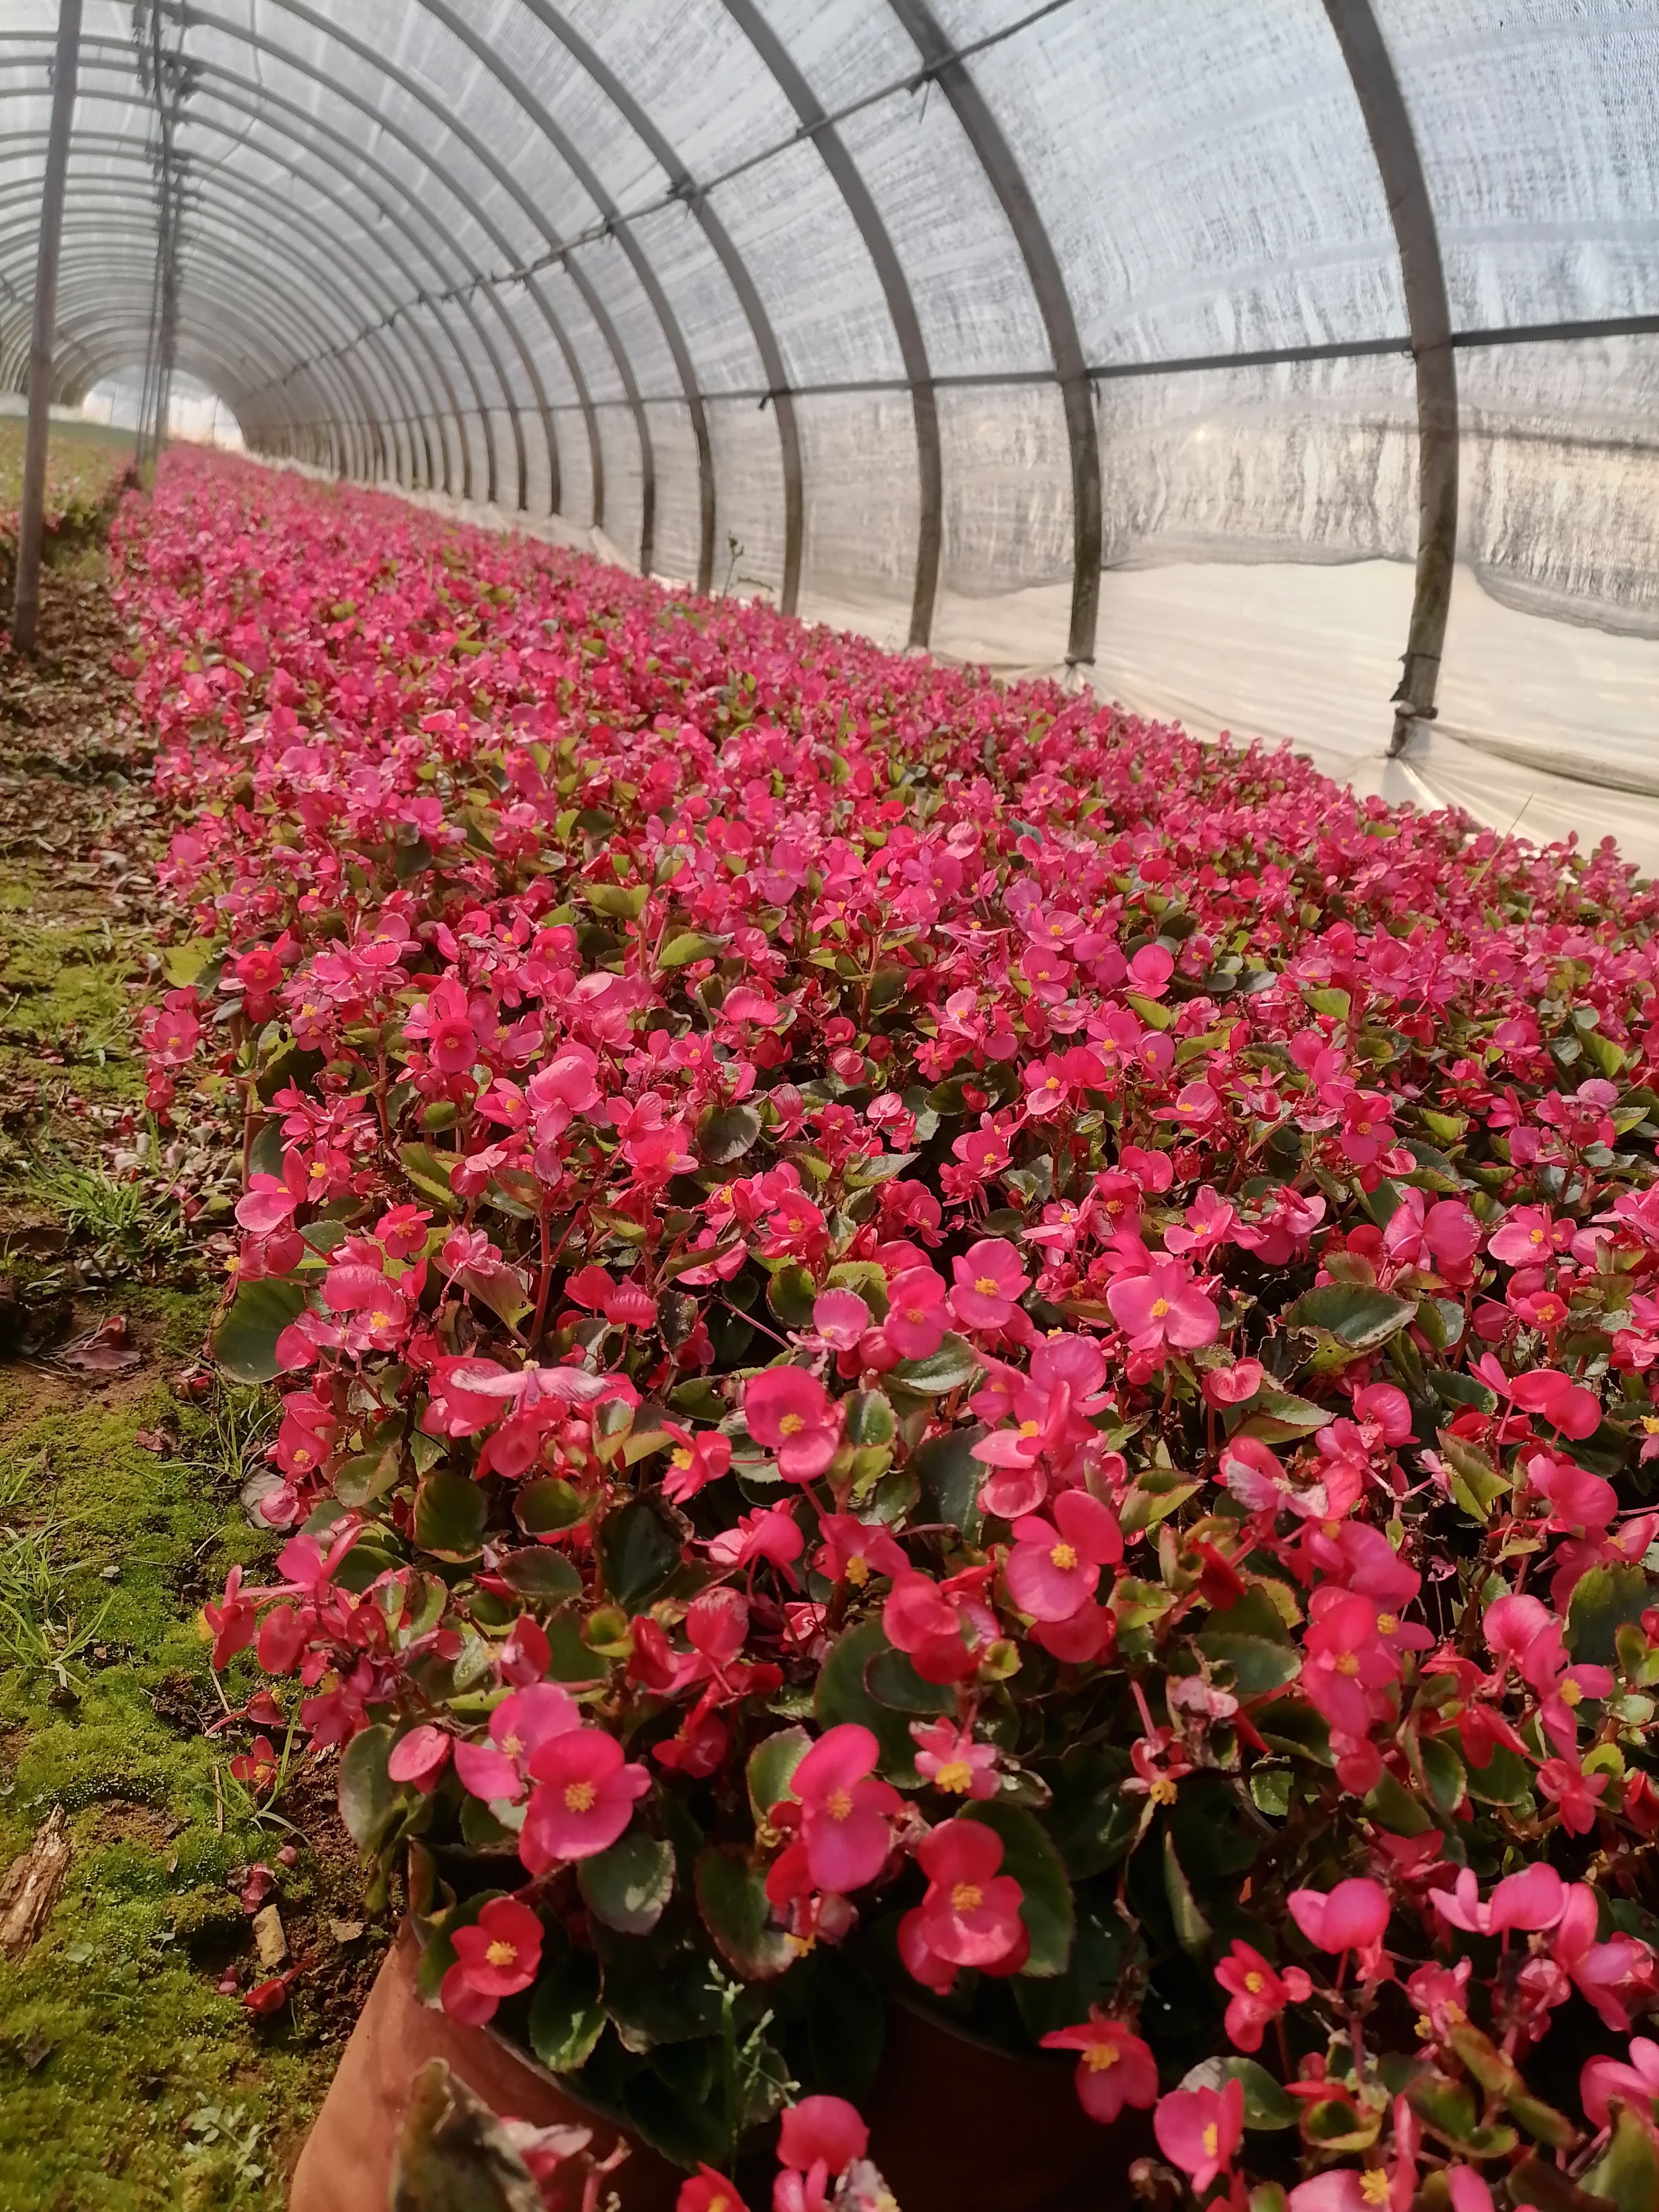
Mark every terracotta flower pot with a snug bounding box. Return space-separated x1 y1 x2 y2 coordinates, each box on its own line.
288 1927 682 2212
290 1930 1145 2212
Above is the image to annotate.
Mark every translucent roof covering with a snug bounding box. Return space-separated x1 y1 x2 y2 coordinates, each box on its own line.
4 2 1657 857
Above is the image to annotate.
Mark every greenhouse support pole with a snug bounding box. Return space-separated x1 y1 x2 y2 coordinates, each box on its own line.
11 0 81 657
1323 0 1459 756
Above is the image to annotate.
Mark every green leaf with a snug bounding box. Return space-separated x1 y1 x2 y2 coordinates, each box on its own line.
332 1443 403 1510
1162 1831 1212 1957
598 1495 687 1613
162 936 215 987
527 1948 606 2073
399 1141 461 1213
697 1102 762 1165
1236 1386 1333 1443
1284 1284 1417 1350
889 1333 979 1395
211 1275 311 1385
1582 2107 1659 2212
1458 1730 1531 1807
1442 1434 1511 1525
844 1389 895 1448
1568 1563 1654 1666
578 1829 675 1936
765 1264 816 1328
413 1471 487 1562
747 1726 812 1824
912 1424 985 1544
1193 1632 1302 1699
659 930 725 968
866 1646 955 1715
516 1478 585 1534
582 880 649 920
814 1620 920 1784
340 1724 397 1852
963 1801 1074 1978
1180 2057 1296 2131
695 1846 794 1980
1418 1734 1467 1815
494 1549 582 1603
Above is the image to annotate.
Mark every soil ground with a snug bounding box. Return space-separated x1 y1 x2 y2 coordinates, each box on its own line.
0 531 380 2211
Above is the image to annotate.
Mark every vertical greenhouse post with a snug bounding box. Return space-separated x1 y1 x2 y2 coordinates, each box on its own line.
11 0 82 658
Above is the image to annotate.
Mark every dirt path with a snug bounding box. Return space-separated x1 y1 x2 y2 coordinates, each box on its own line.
0 547 380 2212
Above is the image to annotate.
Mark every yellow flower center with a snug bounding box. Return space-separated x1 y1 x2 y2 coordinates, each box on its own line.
501 1734 523 1757
1377 1613 1399 1635
1560 1678 1583 1707
1150 1777 1178 1805
1151 1297 1169 1318
1530 1227 1545 1242
951 1882 983 1913
1644 1417 1659 1435
485 1939 518 1968
1018 1420 1041 1438
1244 1971 1265 1994
1202 2124 1219 2158
974 1275 1000 1296
1084 2042 1119 2073
778 1412 804 1436
563 1779 597 1813
845 1555 870 1587
1335 1651 1360 1676
906 1306 927 1323
369 1310 392 1330
1050 1541 1078 1571
826 1787 854 1821
1360 2174 1390 2206
934 1760 972 1794
671 1447 693 1469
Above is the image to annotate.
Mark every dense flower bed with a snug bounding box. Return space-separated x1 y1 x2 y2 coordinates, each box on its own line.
121 447 1659 2211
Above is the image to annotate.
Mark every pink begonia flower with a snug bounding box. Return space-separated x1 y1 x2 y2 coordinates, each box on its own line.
1214 1941 1312 2053
744 1367 842 1482
883 1266 947 1359
1105 1256 1219 1353
1552 1882 1659 2028
1488 1202 1568 1267
1201 1358 1263 1407
1040 2019 1160 2126
706 1502 804 1575
777 2095 865 2173
1005 1490 1123 1621
948 1237 1029 1330
1288 1878 1391 1954
449 1895 543 2000
813 1514 907 1589
1581 2034 1659 2126
914 1818 1024 1968
1538 1755 1610 1833
1430 1863 1564 1937
676 2168 748 2212
790 1724 902 1894
811 1287 869 1349
910 1718 998 1799
1153 2077 1244 2192
661 1420 733 1506
520 1725 650 1870
1445 2173 1495 2212
387 1724 451 1793
234 1173 297 1234
455 1682 580 1803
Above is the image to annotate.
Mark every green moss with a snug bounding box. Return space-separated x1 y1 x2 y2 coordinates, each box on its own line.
0 912 142 1102
0 1381 341 2210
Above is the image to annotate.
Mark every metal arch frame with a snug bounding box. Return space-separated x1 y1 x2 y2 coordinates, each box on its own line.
407 0 699 589
138 8 576 517
0 108 439 487
520 0 804 612
156 0 614 544
889 0 1102 669
1322 0 1459 755
723 0 942 648
0 129 431 480
10 254 354 466
0 41 498 495
0 208 390 472
139 14 544 510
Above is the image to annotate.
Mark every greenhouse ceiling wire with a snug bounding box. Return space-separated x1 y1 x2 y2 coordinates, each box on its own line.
1 0 1656 851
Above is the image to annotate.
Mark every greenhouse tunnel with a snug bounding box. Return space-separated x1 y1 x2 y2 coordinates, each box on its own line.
3 0 1657 857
